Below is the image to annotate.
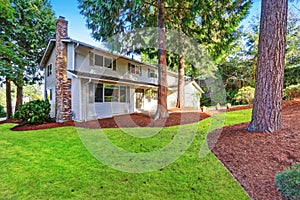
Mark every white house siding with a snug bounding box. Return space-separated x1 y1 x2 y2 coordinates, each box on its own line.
44 47 56 118
76 78 133 120
73 45 180 87
67 43 75 71
71 78 81 121
184 82 201 109
43 41 202 121
167 91 177 108
167 74 178 87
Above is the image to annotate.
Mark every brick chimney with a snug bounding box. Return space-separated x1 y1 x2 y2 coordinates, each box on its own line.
55 16 72 122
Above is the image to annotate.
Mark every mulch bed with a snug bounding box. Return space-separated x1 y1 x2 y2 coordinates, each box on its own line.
7 105 252 131
208 100 300 200
10 112 212 131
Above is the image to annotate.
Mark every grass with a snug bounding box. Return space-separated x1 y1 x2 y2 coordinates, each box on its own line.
0 109 252 199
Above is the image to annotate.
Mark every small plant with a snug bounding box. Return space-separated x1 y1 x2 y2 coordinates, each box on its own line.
284 84 300 100
14 100 51 124
0 105 6 118
233 86 255 105
275 163 300 200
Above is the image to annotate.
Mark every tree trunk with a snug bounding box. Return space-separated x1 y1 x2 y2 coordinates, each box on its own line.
247 0 288 133
15 82 23 112
5 78 12 119
153 0 169 120
176 22 185 109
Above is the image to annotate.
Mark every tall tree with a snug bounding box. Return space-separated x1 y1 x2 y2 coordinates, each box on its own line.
0 0 19 118
78 0 251 114
9 0 56 112
247 0 288 133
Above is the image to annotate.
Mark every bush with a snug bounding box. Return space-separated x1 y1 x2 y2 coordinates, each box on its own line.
200 94 212 107
284 84 300 100
14 100 51 124
233 86 255 105
0 105 6 118
275 163 300 200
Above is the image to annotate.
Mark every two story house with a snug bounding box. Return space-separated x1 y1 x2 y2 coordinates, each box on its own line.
40 17 203 122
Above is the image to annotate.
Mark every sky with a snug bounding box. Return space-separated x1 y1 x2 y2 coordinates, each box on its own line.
49 0 262 47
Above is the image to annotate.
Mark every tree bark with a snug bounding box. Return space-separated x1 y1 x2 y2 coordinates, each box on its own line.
15 82 23 112
176 21 185 108
247 0 288 133
153 0 169 119
5 78 12 119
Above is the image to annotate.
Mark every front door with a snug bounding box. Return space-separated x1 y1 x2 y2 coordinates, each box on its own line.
135 88 144 109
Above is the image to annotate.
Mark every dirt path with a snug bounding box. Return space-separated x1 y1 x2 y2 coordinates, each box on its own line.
208 101 300 200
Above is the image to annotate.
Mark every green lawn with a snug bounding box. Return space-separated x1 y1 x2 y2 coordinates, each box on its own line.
0 109 252 199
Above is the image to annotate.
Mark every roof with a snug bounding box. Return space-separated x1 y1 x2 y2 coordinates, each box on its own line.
40 38 177 77
67 70 158 88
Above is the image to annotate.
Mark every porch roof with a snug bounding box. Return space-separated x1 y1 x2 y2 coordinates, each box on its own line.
68 70 159 88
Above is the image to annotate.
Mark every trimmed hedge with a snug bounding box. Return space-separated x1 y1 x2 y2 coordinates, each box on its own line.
14 100 51 124
275 163 300 200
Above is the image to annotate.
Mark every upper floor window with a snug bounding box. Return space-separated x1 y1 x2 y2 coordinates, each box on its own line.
148 69 157 78
90 52 116 70
128 63 142 76
47 64 52 76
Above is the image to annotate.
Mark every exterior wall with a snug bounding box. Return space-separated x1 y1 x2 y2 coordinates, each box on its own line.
44 47 56 118
184 82 201 108
74 45 177 86
167 91 177 108
78 79 133 120
71 77 81 121
44 41 201 121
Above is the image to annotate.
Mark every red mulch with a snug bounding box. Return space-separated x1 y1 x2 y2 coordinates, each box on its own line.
208 100 300 200
10 111 212 131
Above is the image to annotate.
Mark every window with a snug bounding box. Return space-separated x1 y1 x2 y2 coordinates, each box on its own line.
95 83 103 102
95 54 103 67
113 59 117 70
148 69 157 78
94 83 127 103
104 84 119 102
47 89 53 101
90 52 116 70
120 86 127 102
105 57 113 69
128 63 142 75
47 64 52 76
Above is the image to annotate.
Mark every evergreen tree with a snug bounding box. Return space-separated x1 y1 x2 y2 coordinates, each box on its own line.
7 0 56 112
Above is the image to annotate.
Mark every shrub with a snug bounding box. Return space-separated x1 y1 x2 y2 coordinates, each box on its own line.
275 163 300 200
14 100 51 124
284 84 300 100
233 86 255 105
0 105 6 118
